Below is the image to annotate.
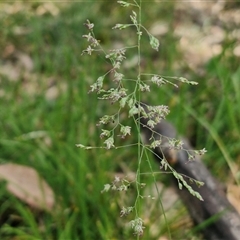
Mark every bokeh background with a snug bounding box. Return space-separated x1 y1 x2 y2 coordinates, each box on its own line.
1 1 240 239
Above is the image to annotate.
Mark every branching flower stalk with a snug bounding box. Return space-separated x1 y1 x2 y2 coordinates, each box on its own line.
78 0 206 237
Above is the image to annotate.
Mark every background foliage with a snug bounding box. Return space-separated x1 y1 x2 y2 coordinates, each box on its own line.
0 1 240 239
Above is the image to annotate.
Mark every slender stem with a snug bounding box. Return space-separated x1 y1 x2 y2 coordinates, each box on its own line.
144 150 172 239
135 3 143 238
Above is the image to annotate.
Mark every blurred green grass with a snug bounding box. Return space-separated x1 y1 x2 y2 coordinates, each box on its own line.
0 2 240 239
